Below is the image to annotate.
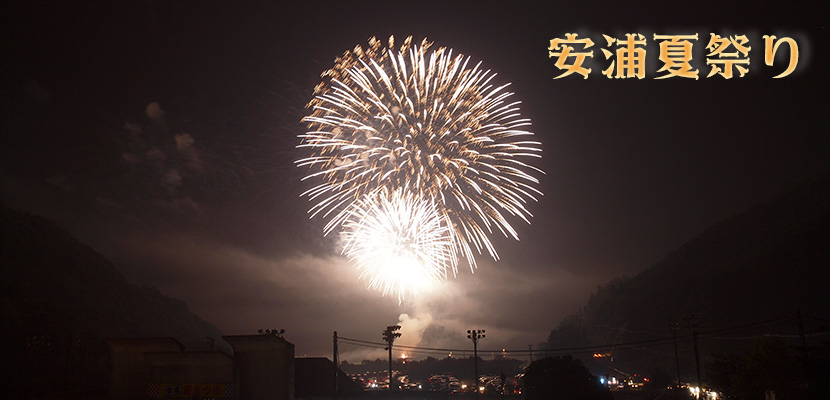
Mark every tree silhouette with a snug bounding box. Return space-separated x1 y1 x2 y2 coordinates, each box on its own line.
522 355 612 400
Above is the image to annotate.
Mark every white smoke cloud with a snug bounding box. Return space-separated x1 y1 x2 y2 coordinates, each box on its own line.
110 233 404 360
396 312 433 349
101 230 589 363
146 147 167 166
125 122 143 138
174 133 203 171
121 153 141 164
163 169 182 187
347 263 596 359
113 103 225 216
174 133 195 150
145 101 166 122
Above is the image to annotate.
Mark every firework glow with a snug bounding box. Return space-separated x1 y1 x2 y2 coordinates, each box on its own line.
297 36 543 299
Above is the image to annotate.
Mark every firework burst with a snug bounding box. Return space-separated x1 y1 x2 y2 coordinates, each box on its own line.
340 188 457 299
297 36 542 297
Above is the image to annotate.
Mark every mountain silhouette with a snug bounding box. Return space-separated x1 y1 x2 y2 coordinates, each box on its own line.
543 174 830 380
0 205 224 397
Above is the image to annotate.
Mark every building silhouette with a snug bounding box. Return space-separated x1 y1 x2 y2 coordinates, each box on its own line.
105 334 295 400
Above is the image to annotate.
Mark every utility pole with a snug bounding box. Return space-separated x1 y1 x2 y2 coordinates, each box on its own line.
693 329 701 393
528 344 533 363
467 329 485 400
383 325 402 391
796 308 807 359
684 313 702 395
333 331 339 400
796 308 810 384
667 322 682 388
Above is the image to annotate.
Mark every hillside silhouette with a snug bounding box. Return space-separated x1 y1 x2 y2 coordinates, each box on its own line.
543 175 830 381
0 205 224 396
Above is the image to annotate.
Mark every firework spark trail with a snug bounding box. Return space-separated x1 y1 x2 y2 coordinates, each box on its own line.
297 36 543 297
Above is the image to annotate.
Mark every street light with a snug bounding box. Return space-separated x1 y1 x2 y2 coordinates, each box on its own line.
467 329 485 400
383 325 402 391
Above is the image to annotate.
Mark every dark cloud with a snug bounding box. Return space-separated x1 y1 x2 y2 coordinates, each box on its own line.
44 175 74 192
151 196 204 215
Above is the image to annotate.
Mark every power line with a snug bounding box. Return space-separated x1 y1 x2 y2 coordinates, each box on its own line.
336 316 795 357
804 315 830 324
708 331 830 340
339 337 385 347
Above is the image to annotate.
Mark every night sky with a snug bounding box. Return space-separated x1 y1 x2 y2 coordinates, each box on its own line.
2 1 827 360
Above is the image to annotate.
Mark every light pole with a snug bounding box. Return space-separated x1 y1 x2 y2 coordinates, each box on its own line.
467 329 485 400
333 331 339 400
383 325 402 391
